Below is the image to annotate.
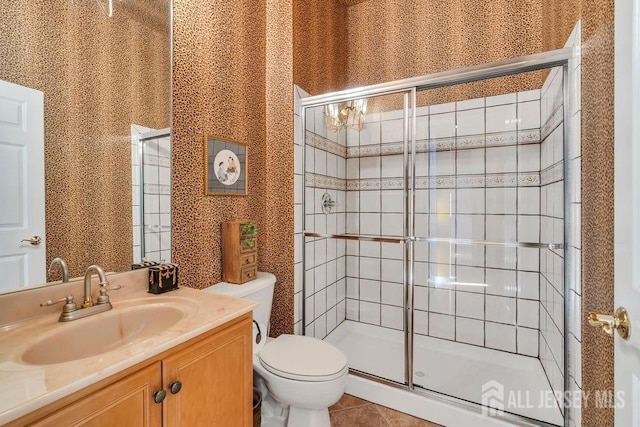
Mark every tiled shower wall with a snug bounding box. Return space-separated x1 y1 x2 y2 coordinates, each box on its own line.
295 86 348 338
538 65 566 406
344 91 545 358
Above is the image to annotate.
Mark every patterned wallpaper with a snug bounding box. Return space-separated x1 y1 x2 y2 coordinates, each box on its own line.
577 1 615 425
293 0 348 95
0 0 170 278
172 0 266 290
345 0 545 103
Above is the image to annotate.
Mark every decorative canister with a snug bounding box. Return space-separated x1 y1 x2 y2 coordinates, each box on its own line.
131 258 160 270
148 261 179 294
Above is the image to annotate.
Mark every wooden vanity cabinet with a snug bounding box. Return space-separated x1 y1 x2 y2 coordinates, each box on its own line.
16 314 253 427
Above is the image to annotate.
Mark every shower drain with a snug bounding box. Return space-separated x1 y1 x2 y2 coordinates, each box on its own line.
414 371 426 377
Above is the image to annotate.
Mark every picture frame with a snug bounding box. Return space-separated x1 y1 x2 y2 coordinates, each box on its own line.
204 136 248 196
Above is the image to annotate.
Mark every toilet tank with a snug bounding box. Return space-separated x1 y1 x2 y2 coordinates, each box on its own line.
203 272 276 330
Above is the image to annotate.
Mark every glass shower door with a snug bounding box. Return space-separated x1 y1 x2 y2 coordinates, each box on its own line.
410 70 565 426
307 91 411 385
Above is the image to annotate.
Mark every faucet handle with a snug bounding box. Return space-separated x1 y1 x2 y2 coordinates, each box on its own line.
96 284 123 305
40 295 77 313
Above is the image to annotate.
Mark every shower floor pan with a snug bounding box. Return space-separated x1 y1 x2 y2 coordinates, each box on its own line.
325 320 563 426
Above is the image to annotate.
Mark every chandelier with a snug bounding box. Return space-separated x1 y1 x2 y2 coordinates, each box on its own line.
324 99 367 132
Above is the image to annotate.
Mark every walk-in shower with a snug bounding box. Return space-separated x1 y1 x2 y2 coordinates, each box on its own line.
295 37 582 427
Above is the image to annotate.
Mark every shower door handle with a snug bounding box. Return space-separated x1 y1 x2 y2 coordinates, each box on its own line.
588 307 631 339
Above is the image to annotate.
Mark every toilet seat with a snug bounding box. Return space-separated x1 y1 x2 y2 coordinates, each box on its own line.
258 335 348 382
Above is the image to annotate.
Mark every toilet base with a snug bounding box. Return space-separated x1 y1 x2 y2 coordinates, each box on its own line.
287 407 330 427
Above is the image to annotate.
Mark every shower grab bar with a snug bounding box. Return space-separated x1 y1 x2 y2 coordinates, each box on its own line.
303 232 564 250
303 232 404 244
412 237 564 250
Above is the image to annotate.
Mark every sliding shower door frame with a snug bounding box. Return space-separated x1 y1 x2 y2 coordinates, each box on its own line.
300 47 573 427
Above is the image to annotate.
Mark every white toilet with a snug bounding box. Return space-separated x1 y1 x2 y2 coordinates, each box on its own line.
204 272 348 427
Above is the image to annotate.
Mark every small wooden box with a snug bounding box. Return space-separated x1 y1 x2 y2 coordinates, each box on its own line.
222 220 258 284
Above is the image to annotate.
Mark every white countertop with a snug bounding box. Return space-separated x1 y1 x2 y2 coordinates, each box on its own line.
0 270 257 424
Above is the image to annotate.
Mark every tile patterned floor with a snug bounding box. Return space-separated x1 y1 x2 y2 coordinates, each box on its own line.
329 394 442 427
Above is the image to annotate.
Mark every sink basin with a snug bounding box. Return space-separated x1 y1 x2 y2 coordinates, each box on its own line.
21 301 192 365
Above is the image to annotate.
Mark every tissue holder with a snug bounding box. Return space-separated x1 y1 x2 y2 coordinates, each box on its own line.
148 262 179 294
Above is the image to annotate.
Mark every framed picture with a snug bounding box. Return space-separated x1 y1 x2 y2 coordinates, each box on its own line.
204 136 248 195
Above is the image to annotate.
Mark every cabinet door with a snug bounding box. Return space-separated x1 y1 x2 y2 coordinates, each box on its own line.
32 362 162 427
162 316 253 427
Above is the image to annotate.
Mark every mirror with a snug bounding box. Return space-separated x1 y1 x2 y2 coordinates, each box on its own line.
0 0 171 293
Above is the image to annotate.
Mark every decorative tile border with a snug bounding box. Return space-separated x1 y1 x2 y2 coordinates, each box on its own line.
305 172 347 190
144 154 171 167
540 161 564 186
305 131 347 158
346 130 542 158
346 172 540 190
143 184 171 195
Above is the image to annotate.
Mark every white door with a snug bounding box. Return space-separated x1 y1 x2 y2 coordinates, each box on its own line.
615 0 640 425
0 79 46 292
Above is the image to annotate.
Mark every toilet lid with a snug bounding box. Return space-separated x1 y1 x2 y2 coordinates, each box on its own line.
258 335 348 382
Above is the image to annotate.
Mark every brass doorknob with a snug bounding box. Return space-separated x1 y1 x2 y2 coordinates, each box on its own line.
588 307 631 339
21 236 42 246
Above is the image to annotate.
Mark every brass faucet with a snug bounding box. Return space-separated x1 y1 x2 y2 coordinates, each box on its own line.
48 257 69 283
40 264 122 322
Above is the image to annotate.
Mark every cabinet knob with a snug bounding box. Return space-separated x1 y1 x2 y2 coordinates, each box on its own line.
170 381 183 394
153 389 167 404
